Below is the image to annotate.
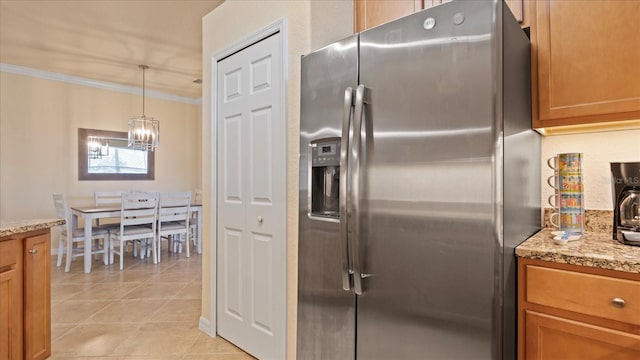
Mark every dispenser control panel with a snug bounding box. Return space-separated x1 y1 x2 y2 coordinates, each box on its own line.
312 140 340 167
309 138 341 221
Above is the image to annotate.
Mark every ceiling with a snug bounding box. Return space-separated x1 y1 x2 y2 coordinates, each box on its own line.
0 0 224 99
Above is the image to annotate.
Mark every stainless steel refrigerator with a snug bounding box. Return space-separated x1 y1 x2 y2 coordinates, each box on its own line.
297 1 540 359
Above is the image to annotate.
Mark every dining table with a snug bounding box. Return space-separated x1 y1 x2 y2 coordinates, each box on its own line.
71 203 203 273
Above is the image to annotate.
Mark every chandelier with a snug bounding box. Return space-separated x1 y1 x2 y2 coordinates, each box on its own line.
87 136 109 159
128 65 160 151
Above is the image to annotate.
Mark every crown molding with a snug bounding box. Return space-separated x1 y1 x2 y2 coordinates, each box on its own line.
0 63 202 105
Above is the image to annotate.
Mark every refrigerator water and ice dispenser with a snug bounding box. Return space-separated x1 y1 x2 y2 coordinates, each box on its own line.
310 138 340 219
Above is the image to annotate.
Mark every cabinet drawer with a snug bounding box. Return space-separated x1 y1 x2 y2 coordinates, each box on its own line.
525 265 640 325
0 239 19 269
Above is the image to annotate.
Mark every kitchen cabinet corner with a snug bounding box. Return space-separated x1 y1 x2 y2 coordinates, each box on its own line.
0 229 51 360
518 259 640 359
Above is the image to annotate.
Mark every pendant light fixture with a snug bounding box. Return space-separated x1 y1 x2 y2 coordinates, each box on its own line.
87 136 109 159
128 64 160 151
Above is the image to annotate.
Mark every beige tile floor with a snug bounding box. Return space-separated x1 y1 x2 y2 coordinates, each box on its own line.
50 243 255 360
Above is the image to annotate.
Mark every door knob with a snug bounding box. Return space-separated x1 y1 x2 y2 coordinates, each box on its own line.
28 248 38 254
257 216 263 224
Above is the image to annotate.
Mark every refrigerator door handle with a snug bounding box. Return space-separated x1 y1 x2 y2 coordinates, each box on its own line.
351 84 366 296
339 86 354 291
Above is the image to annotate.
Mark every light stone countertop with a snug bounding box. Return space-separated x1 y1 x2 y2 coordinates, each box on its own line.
516 228 640 274
0 219 65 238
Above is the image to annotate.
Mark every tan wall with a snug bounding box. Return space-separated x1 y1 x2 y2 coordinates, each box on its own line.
541 129 640 210
201 0 352 358
0 71 201 221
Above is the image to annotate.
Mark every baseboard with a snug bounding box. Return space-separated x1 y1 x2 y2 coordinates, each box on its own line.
199 316 215 337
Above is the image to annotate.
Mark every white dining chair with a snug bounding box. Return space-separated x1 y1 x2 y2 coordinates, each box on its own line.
127 190 161 258
188 189 202 252
93 191 123 258
93 191 122 225
109 192 158 270
53 193 109 272
94 191 122 206
157 192 192 262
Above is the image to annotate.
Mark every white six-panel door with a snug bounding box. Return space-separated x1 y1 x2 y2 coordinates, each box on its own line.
216 32 285 360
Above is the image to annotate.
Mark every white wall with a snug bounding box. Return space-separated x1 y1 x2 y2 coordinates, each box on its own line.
201 0 352 358
541 129 640 210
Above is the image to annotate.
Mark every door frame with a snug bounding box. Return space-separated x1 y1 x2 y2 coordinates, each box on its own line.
206 17 288 356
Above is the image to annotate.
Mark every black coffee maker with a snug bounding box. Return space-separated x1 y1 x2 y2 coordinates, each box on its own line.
611 162 640 245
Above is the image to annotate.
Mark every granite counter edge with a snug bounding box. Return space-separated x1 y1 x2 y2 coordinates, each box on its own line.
516 229 640 274
0 219 65 238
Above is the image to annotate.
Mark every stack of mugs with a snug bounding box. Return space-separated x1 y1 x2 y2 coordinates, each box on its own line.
547 153 585 236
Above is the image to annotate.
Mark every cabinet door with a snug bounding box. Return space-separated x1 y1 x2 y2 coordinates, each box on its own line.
424 0 452 9
0 239 23 360
532 0 640 127
524 310 640 360
23 234 50 360
505 0 524 24
354 0 424 32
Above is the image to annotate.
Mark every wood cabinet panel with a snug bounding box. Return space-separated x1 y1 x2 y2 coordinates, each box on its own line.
0 239 20 268
0 239 23 360
531 0 640 128
354 0 525 33
23 233 50 360
525 311 640 360
518 259 640 360
505 0 524 24
424 0 451 9
354 0 423 33
0 230 51 360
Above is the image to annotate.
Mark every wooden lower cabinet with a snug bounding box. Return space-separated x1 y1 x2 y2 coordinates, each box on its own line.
524 311 640 360
518 258 640 359
23 233 51 360
0 229 51 360
0 239 23 360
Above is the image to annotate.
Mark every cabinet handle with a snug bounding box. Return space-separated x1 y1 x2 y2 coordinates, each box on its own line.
611 297 625 308
28 248 38 254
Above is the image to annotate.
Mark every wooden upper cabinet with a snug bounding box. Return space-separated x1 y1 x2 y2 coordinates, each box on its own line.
354 0 524 33
354 0 424 33
505 0 525 25
531 0 640 128
424 0 452 9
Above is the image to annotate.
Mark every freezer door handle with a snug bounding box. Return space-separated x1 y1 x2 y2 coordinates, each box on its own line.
351 84 366 295
339 86 353 291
